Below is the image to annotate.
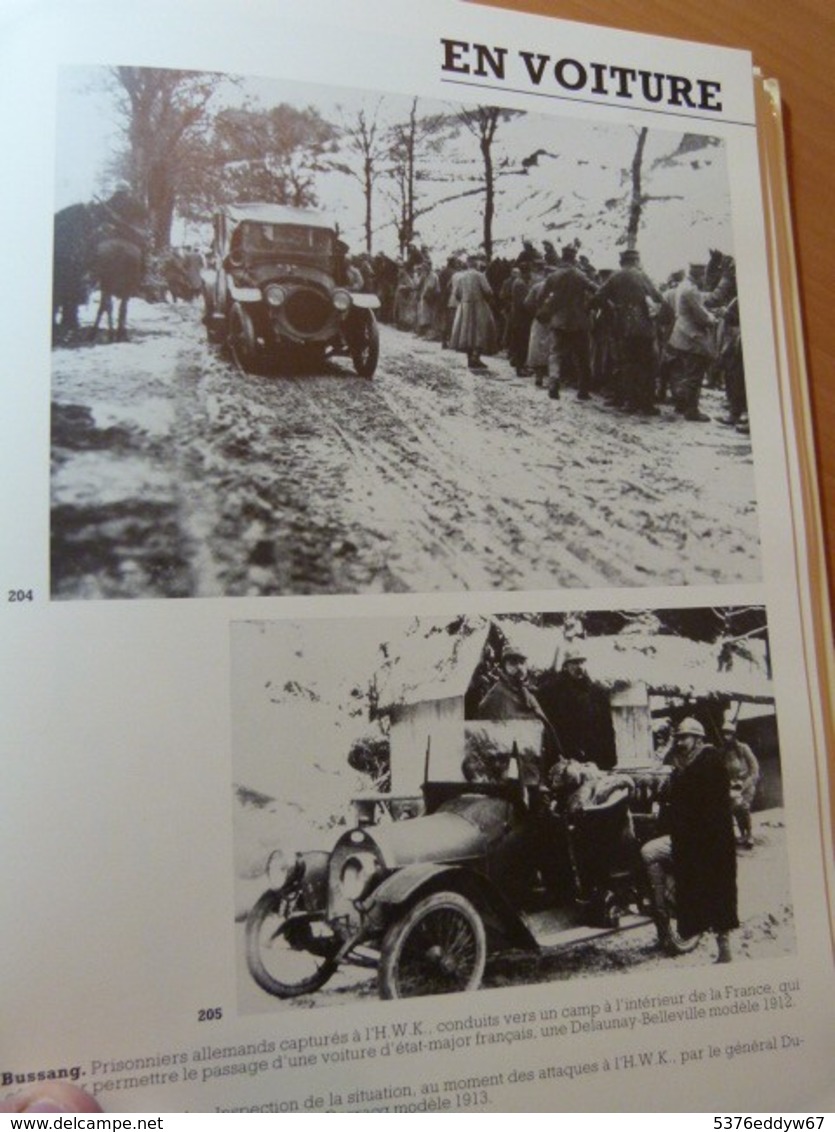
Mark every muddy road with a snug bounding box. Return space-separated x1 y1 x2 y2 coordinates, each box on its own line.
50 300 760 599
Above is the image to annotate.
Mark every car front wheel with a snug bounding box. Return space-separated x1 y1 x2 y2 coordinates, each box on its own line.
245 892 339 998
228 302 258 373
378 891 487 1000
349 310 379 378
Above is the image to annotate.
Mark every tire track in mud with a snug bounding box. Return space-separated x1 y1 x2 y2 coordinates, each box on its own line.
185 330 755 593
49 306 760 598
365 332 759 588
175 344 474 595
176 361 379 595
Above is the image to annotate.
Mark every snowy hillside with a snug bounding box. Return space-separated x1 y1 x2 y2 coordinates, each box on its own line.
315 104 733 281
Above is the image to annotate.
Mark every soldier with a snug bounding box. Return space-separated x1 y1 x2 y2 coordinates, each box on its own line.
641 717 738 963
665 262 719 422
535 649 616 770
537 244 598 401
449 254 498 372
477 647 548 722
720 721 760 848
591 248 663 414
506 264 534 376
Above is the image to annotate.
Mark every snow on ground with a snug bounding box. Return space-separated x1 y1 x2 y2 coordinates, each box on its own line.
50 298 760 599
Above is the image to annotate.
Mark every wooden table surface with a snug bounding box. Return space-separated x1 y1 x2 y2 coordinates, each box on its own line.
479 1 835 799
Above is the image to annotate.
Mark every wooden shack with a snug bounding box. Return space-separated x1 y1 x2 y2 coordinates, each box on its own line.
373 616 779 804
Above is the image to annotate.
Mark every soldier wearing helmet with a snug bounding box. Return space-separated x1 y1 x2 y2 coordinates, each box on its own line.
535 646 616 771
720 720 760 849
476 645 546 723
641 715 738 962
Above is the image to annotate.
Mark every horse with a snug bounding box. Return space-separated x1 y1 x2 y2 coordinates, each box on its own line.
52 189 147 343
90 238 145 342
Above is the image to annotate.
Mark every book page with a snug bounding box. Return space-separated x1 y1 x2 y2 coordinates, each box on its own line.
1 0 832 1113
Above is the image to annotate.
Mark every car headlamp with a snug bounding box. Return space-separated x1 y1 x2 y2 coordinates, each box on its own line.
331 288 352 313
266 846 293 889
265 283 287 308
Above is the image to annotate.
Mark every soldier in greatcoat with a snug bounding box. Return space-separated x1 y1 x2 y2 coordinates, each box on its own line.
591 248 663 414
665 263 719 421
536 244 598 400
449 254 498 371
641 717 739 962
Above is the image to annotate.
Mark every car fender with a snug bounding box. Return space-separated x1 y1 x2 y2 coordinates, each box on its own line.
228 283 262 303
365 862 536 951
349 293 381 311
295 849 331 913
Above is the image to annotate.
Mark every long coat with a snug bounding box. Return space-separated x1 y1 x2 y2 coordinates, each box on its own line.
668 277 717 356
525 279 551 368
539 262 597 331
593 265 662 339
668 744 739 938
449 269 498 354
535 669 617 770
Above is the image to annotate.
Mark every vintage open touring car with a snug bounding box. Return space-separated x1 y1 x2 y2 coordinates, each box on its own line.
204 203 380 376
244 746 699 1002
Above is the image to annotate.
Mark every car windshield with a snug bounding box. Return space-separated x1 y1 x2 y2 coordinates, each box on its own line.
240 222 333 256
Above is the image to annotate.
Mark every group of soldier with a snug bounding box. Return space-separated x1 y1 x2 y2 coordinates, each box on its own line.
373 237 747 432
471 642 761 963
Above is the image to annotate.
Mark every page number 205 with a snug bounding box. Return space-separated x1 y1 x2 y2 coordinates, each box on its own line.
8 589 34 603
198 1007 223 1021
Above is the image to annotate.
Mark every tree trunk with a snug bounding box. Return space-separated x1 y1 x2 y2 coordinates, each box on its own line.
364 156 373 255
482 136 494 260
626 127 649 250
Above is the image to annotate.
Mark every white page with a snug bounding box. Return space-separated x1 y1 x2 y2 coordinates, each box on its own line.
1 0 833 1113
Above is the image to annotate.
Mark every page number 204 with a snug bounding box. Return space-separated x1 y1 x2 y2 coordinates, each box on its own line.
8 589 34 602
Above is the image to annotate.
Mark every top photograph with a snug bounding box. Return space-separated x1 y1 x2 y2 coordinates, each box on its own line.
50 64 760 600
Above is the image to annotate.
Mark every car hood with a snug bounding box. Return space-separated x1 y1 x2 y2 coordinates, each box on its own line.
366 795 511 868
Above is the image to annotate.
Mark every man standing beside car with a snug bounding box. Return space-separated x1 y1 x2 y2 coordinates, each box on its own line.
641 717 738 962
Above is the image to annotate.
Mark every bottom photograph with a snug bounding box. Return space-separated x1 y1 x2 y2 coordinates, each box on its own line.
230 607 791 1014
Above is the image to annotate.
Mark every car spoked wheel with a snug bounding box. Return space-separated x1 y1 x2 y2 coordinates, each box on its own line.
245 893 339 998
378 892 487 1000
349 310 379 378
227 302 258 374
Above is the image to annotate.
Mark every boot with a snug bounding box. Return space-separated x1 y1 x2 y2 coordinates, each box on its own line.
653 911 673 951
715 932 732 963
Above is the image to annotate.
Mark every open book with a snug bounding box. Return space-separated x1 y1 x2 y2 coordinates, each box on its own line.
1 0 833 1114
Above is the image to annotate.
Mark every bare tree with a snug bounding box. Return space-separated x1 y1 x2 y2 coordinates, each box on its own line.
386 99 451 255
625 126 649 250
333 100 389 254
455 105 524 259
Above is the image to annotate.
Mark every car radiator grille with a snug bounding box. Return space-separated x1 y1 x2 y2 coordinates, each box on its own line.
284 287 332 336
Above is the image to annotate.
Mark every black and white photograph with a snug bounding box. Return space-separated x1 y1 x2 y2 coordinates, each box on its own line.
50 65 759 599
231 608 791 1013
